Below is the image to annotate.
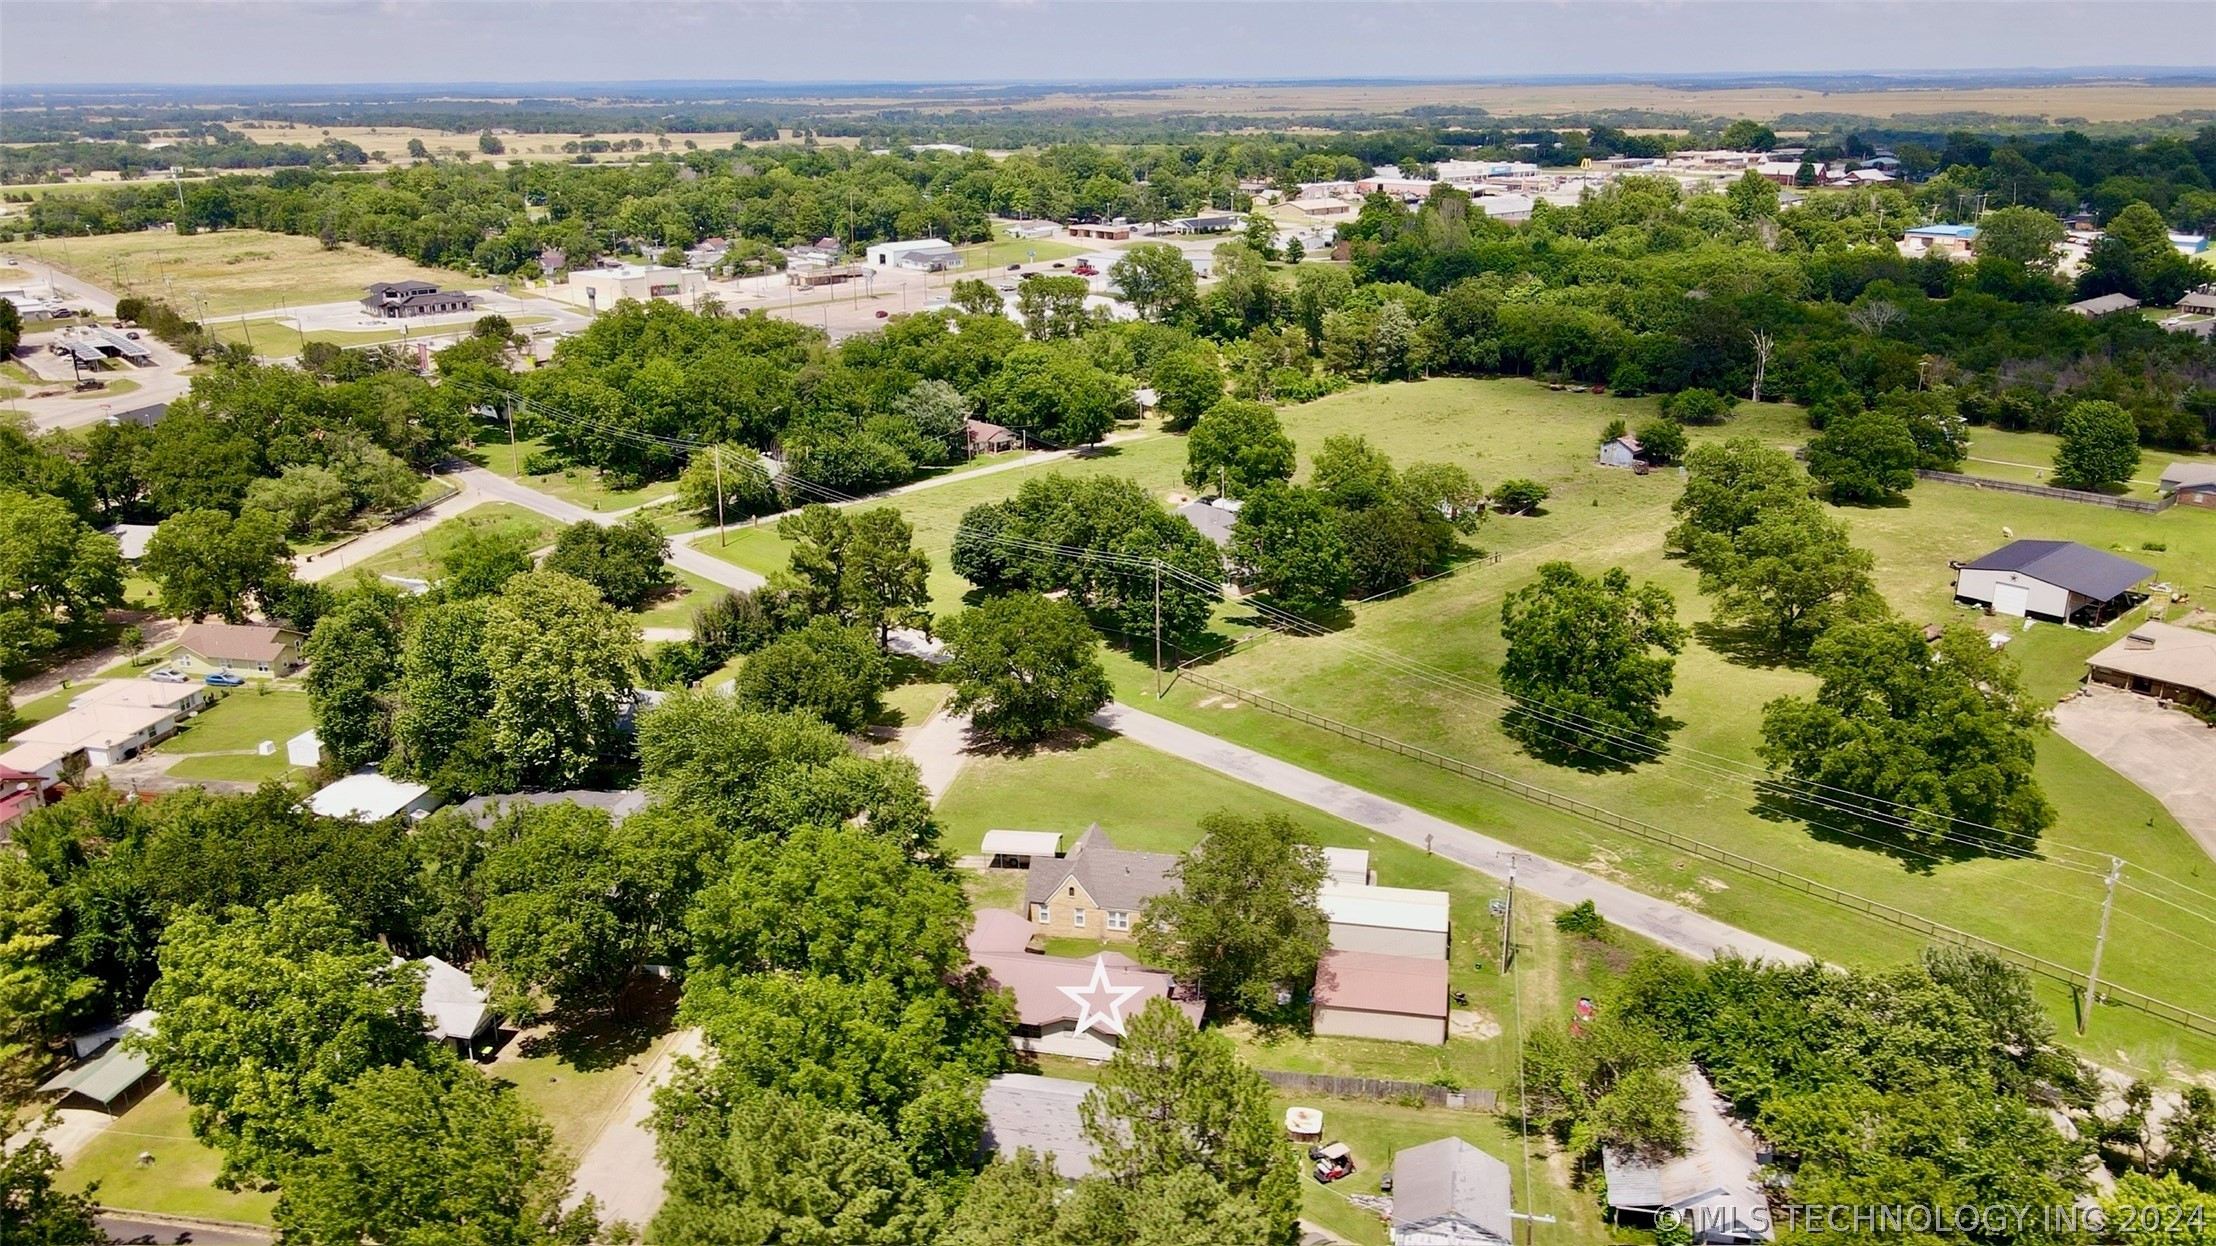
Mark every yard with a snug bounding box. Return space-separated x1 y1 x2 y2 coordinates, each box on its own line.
59 1084 278 1225
151 688 318 783
347 503 563 584
493 1023 679 1159
472 433 681 513
1953 425 2216 502
13 228 462 319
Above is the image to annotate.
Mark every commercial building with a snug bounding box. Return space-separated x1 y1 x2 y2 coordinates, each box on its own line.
1389 1136 1516 1245
361 281 481 319
1318 880 1452 959
567 264 708 310
1953 539 2155 624
1024 824 1178 943
1900 224 1979 259
174 622 302 676
2084 621 2216 711
1310 949 1450 1045
1067 222 1133 240
308 772 442 823
864 238 960 268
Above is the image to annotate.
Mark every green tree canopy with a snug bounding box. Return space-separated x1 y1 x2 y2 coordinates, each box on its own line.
1149 346 1226 432
1108 243 1198 322
436 523 534 600
1184 400 1295 498
1805 406 1920 503
2051 399 2142 492
483 570 640 788
1226 483 1352 612
302 585 404 770
1136 812 1328 1023
1499 562 1686 767
734 617 889 731
142 507 291 622
942 591 1114 744
541 514 670 610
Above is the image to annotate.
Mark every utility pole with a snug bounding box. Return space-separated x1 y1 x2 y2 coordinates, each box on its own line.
713 443 727 546
505 396 518 479
2081 856 2124 1035
1153 559 1163 699
1498 853 1520 973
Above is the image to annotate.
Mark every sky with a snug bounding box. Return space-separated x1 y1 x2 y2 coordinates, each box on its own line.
2 1 2212 89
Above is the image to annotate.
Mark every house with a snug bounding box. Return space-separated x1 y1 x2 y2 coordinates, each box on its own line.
67 679 210 715
2160 462 2216 508
173 622 302 676
1311 949 1450 1045
1 702 182 775
982 829 1062 869
2174 291 2216 314
979 1073 1097 1178
965 418 1021 456
865 238 959 268
0 764 51 837
410 955 497 1053
969 908 1201 1061
2067 292 2142 318
1067 222 1133 240
567 264 707 309
1598 434 1643 468
361 281 481 319
2084 622 2216 711
1318 880 1451 959
1900 223 1978 259
308 772 442 823
1953 539 2154 624
458 789 651 826
1389 1136 1516 1245
1175 497 1241 549
1024 824 1179 942
1323 846 1371 886
1602 1070 1772 1242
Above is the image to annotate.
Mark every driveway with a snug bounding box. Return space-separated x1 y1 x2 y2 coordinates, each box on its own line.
2053 686 2216 862
564 1027 706 1229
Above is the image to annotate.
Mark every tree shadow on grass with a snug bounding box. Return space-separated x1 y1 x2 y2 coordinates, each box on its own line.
1691 619 1800 671
1749 781 2022 876
513 977 680 1072
961 718 1116 762
1503 707 1683 775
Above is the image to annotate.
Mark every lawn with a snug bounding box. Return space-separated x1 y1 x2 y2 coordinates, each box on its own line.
877 678 949 729
1051 377 2216 1074
59 1084 278 1225
211 314 555 352
473 433 680 513
67 377 141 400
14 228 462 319
634 569 726 630
349 503 563 583
150 688 318 783
1954 426 2216 502
493 1024 678 1159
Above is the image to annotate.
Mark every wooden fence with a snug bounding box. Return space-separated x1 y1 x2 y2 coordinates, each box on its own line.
1257 1069 1498 1111
1917 469 2174 514
1175 668 2216 1044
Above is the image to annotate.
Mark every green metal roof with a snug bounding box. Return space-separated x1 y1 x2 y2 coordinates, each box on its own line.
37 1042 153 1106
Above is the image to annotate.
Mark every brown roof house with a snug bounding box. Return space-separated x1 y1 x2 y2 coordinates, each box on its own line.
1024 824 1179 943
2085 621 2216 711
174 622 303 677
969 908 1200 1062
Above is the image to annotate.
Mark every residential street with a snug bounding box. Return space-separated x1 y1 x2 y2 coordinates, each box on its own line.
454 466 767 593
1093 701 1814 967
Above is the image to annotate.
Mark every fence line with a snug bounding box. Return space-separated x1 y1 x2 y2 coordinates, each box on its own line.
1175 670 2216 1043
1257 1069 1498 1111
1916 469 2175 514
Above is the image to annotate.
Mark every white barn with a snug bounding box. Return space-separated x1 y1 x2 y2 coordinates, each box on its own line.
1953 539 2154 624
1318 881 1451 959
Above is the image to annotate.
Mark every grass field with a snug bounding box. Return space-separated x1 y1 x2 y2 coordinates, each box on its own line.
472 434 679 513
634 569 725 629
12 229 459 319
150 688 317 783
494 1025 678 1159
1955 426 2216 502
349 503 564 584
59 1084 278 1225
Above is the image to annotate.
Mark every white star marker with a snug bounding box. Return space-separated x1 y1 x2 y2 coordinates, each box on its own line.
1058 954 1146 1037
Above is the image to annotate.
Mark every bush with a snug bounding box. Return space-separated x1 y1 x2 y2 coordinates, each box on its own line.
1554 900 1606 937
1660 388 1735 425
1492 479 1550 514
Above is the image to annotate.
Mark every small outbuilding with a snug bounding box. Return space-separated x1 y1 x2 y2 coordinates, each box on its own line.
1319 880 1451 959
1311 948 1450 1046
1322 846 1372 887
1953 539 2154 624
979 1073 1097 1179
1389 1136 1516 1245
982 829 1064 869
1598 434 1643 468
411 955 497 1054
2067 292 2142 318
2159 462 2216 509
2084 621 2216 711
309 772 442 823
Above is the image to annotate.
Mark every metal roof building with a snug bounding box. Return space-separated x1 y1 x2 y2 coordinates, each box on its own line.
1389 1136 1515 1245
1955 539 2155 624
1602 1070 1771 1242
979 1073 1097 1179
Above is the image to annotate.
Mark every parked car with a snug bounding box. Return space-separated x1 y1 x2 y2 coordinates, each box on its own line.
148 667 189 683
1006 262 1022 271
1072 262 1099 276
874 309 889 318
204 671 246 687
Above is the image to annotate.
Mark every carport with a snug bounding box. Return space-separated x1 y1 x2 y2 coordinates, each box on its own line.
37 1040 157 1115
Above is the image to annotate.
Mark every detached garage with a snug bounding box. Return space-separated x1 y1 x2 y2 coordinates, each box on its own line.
1311 949 1450 1045
1953 539 2154 625
1318 881 1451 959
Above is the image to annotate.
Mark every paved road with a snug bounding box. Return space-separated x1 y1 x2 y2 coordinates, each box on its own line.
1094 701 1812 966
564 1027 706 1230
2053 686 2216 862
98 1214 270 1245
457 467 767 594
296 476 487 583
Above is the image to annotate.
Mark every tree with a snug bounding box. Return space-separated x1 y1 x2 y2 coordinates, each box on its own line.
1699 501 1878 656
1805 407 1920 503
1632 417 1687 466
406 138 430 160
944 1152 1065 1246
1136 812 1328 1022
735 618 889 731
1760 621 2055 852
1726 171 1780 221
942 592 1112 745
483 571 639 788
139 892 431 1186
0 855 94 1107
1660 388 1733 424
1184 400 1295 498
0 490 124 657
141 507 291 623
476 130 505 156
951 278 1005 318
1499 563 1686 767
437 524 533 599
842 507 933 645
1149 347 1225 431
1241 210 1279 260
676 445 780 526
1109 243 1198 321
1399 462 1486 533
1666 438 1809 562
1974 205 2066 276
244 465 354 540
979 343 1128 447
302 588 403 770
1078 1000 1301 1246
0 1137 102 1246
1015 275 1093 341
390 598 506 791
2051 399 2142 492
890 379 971 458
1226 485 1351 611
542 515 670 610
1491 479 1549 514
1875 387 1969 471
277 1063 594 1246
1719 119 1776 151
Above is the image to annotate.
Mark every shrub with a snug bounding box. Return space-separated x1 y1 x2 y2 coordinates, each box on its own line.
1554 900 1606 937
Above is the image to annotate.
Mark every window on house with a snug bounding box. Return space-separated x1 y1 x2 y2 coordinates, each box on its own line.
1066 884 1076 897
1072 908 1085 928
1037 905 1051 924
1107 911 1129 931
